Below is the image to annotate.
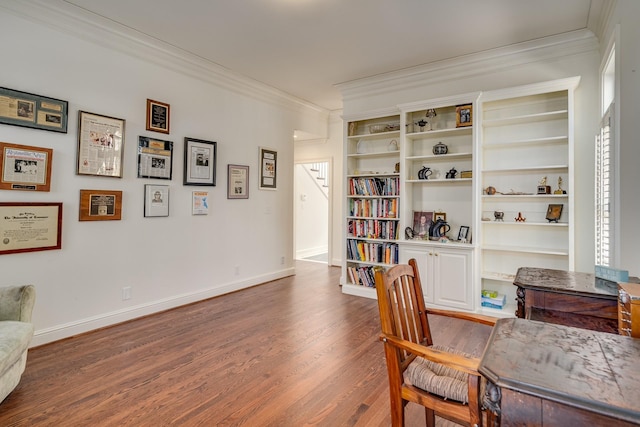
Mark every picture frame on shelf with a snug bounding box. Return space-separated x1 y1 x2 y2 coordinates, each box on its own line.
456 104 472 127
259 147 277 190
227 164 249 199
0 202 62 255
76 111 125 178
457 226 470 242
0 87 68 133
137 136 173 180
546 204 563 223
183 137 216 186
434 212 447 222
0 142 53 192
144 184 169 217
79 189 122 221
146 99 170 134
413 211 433 239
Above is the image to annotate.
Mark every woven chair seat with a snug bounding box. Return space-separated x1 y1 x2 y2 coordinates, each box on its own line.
404 344 476 404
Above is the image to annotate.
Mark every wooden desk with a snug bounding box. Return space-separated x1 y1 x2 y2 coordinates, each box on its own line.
513 267 621 333
479 318 640 426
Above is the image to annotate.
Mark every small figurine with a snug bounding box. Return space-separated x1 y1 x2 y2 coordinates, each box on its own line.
494 211 504 221
515 212 526 222
554 176 566 194
537 176 551 194
445 167 458 179
539 176 547 186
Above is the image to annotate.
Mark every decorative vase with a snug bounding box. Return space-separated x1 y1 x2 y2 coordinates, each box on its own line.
433 142 448 155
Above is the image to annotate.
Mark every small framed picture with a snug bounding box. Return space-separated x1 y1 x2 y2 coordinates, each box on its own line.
413 211 434 238
546 204 563 223
456 104 472 128
228 164 249 199
144 184 169 217
79 189 122 221
192 191 209 215
259 147 277 190
434 212 447 222
146 99 170 134
184 137 216 186
457 226 470 242
137 136 173 180
0 142 53 192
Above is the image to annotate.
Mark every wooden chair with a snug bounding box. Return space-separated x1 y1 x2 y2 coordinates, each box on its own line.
374 259 497 427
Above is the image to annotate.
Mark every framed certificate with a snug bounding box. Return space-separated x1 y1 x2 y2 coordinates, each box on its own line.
146 99 170 134
0 202 62 255
227 164 249 199
0 142 53 192
76 111 125 178
79 189 123 221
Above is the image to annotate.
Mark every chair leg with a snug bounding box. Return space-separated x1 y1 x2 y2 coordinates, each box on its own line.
389 393 405 427
425 407 435 427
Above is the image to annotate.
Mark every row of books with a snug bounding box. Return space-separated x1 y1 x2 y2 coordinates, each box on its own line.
481 289 507 309
346 265 380 288
348 219 398 240
349 177 399 196
349 198 398 218
347 240 399 264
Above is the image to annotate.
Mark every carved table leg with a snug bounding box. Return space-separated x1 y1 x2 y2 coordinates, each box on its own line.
484 381 502 427
515 286 525 318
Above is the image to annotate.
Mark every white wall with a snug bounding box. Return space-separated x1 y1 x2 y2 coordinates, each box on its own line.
0 3 329 345
602 1 640 276
339 30 601 274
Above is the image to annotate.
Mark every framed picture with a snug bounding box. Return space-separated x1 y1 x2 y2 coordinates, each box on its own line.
434 212 447 222
192 191 209 215
0 87 68 133
227 164 249 199
76 111 125 178
183 137 216 186
413 211 434 238
0 202 62 255
0 142 53 192
79 189 122 221
456 104 472 128
259 147 277 190
457 226 470 241
546 204 563 223
144 184 169 217
137 136 173 180
146 99 170 134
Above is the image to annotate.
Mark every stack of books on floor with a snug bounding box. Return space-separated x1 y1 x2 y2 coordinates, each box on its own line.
481 289 506 310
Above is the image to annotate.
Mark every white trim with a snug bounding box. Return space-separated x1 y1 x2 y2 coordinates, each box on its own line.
337 29 597 104
31 268 295 347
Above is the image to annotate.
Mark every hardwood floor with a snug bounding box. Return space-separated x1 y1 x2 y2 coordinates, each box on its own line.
0 261 492 426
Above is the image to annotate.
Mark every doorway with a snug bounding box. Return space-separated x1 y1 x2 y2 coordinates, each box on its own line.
294 161 330 264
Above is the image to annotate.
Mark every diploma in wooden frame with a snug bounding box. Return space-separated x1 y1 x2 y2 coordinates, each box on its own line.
0 202 62 255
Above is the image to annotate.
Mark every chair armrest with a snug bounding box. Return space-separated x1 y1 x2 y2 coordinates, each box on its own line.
426 307 498 326
0 285 36 323
381 333 481 376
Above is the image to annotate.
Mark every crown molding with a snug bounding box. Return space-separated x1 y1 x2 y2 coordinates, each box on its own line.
0 0 330 118
337 29 599 104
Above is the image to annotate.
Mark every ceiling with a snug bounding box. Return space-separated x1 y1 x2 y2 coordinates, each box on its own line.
62 0 606 112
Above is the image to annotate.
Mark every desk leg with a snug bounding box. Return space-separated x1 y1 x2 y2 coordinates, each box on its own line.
515 286 525 318
484 381 501 427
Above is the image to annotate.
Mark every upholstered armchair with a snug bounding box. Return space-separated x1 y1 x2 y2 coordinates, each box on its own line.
0 285 36 403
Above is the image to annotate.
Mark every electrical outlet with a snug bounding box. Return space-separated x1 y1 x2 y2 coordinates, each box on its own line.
122 286 131 301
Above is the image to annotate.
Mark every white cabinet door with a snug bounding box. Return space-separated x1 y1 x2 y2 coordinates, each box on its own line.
399 243 472 310
432 248 472 310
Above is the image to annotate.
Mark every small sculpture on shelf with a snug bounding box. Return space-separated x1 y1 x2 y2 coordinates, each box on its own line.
515 212 526 222
445 167 457 179
418 166 433 180
494 210 504 221
537 176 551 194
554 176 566 194
432 141 448 155
417 119 427 132
425 109 437 130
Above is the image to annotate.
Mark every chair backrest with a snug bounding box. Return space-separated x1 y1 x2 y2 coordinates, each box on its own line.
375 259 433 364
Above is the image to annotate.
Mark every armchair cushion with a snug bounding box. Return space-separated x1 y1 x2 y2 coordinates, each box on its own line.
0 322 34 376
404 344 476 404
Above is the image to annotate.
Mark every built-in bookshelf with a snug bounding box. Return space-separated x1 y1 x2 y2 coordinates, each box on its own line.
342 109 401 299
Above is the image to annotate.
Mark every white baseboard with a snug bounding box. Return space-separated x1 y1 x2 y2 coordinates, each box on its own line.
30 267 295 347
296 246 328 259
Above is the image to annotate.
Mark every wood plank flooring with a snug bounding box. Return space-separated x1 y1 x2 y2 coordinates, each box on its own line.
0 261 492 426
